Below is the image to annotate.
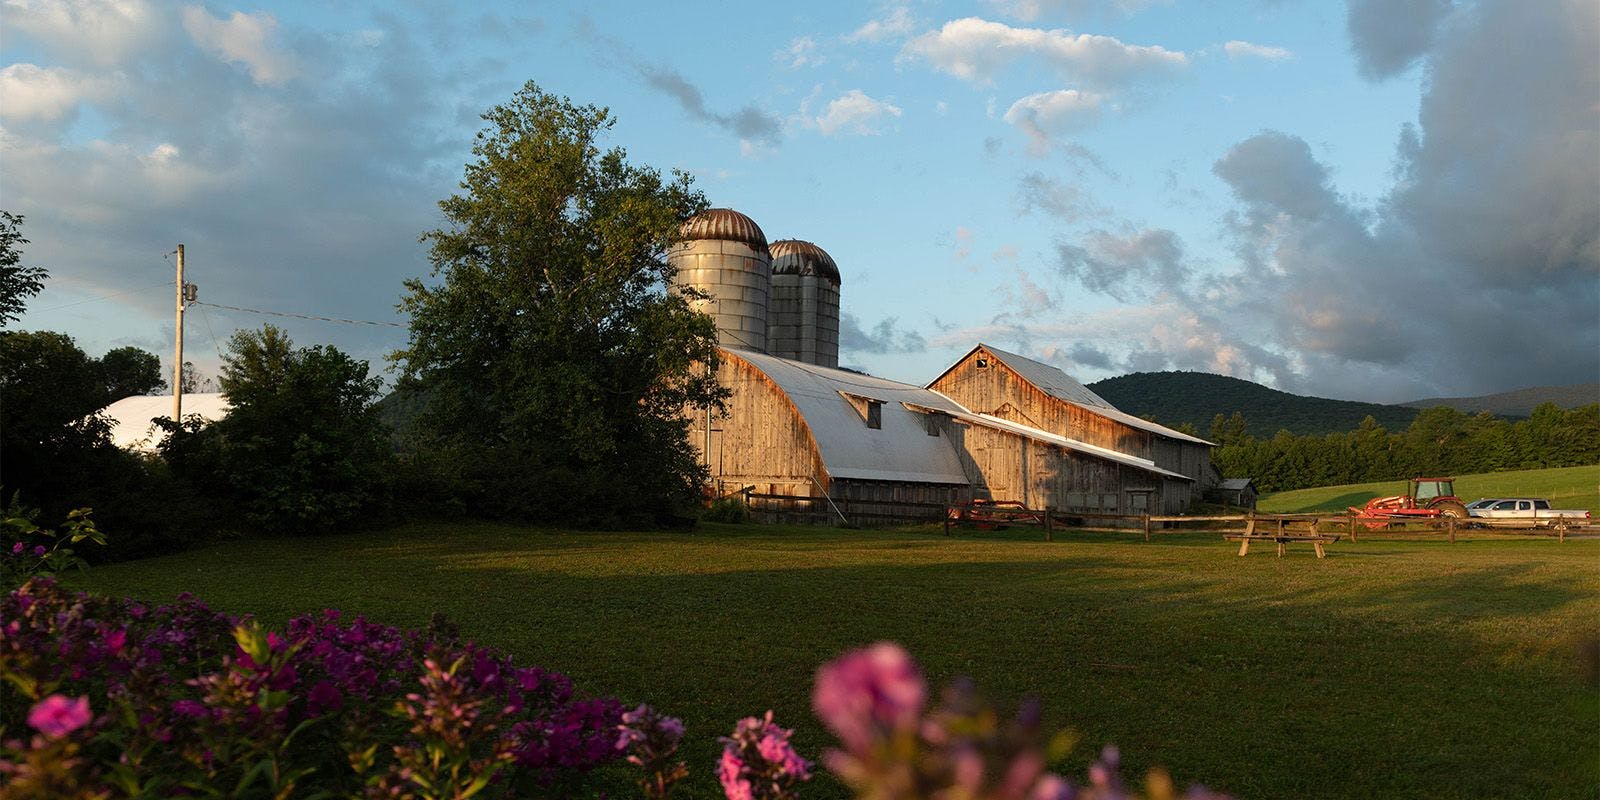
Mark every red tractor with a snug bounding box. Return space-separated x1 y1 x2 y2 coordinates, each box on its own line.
1350 477 1472 528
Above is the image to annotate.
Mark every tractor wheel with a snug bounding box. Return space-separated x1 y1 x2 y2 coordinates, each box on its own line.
1433 500 1470 519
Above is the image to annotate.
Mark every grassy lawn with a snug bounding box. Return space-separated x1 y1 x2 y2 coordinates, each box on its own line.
70 523 1598 799
1259 464 1600 514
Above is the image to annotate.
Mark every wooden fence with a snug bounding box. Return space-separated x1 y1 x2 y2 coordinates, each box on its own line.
737 490 1591 542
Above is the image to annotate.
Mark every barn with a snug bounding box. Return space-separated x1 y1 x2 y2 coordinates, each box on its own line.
673 208 1215 519
926 344 1218 514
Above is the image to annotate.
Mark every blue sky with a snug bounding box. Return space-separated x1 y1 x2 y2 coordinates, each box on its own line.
3 0 1596 404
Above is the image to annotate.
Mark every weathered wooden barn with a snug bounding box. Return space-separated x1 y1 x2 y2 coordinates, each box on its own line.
672 207 1216 520
927 344 1217 514
693 346 1209 517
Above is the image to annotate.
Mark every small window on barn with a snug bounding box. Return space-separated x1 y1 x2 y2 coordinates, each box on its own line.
975 356 990 369
838 391 886 429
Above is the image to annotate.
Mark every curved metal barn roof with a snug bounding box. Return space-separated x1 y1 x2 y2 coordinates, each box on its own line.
727 349 969 484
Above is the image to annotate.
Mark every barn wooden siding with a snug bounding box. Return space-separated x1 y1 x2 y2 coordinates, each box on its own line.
932 415 1192 515
929 346 1211 492
689 354 825 498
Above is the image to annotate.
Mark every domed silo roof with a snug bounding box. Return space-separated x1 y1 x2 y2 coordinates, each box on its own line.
680 208 769 256
769 239 841 284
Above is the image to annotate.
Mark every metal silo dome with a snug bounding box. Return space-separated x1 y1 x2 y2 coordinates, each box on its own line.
669 208 772 353
767 239 841 368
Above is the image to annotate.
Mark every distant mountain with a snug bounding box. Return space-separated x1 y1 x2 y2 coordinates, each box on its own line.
1402 384 1599 417
1086 371 1421 438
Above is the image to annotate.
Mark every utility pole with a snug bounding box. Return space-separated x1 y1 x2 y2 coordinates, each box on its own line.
173 244 185 421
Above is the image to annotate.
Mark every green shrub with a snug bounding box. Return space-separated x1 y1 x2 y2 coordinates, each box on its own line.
703 496 750 524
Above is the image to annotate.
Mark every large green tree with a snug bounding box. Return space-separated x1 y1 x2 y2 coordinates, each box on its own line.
166 324 390 535
395 82 723 524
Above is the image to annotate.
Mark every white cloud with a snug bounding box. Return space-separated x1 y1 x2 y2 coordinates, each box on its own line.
986 0 1167 23
0 0 162 67
776 36 822 69
1003 89 1104 154
810 89 902 136
846 7 915 43
1223 40 1292 60
180 6 298 86
900 17 1186 87
0 63 121 122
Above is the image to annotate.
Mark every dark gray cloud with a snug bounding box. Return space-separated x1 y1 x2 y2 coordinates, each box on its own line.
1065 343 1113 370
840 312 928 354
1346 0 1452 80
1016 172 1098 222
637 64 782 145
1053 227 1187 302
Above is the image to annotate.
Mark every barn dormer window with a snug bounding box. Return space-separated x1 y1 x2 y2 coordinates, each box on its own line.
839 392 886 429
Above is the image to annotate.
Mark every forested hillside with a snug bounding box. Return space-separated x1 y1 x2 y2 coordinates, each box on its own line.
1087 371 1418 436
1403 383 1599 417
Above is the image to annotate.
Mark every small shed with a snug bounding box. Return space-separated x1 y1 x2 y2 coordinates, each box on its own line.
1208 478 1258 509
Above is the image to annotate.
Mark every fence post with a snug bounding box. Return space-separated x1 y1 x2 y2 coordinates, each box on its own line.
1143 514 1151 542
1348 511 1357 543
1044 506 1053 542
944 505 951 536
1447 515 1456 543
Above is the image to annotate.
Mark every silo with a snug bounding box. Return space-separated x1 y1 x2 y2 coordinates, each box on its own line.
669 208 771 353
767 239 842 368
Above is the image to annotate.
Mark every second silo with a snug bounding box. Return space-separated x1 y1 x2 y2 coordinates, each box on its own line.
767 239 841 368
669 208 772 352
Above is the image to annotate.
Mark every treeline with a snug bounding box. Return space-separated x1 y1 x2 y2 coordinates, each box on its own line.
1206 404 1600 492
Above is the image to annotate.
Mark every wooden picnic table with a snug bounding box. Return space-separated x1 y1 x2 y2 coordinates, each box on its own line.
1224 532 1341 558
1224 515 1341 558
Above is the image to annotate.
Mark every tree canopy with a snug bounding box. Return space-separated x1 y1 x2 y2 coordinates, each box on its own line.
164 324 390 535
0 211 48 328
395 82 722 524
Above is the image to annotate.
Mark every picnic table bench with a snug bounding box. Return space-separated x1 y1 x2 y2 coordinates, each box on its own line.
1224 516 1342 558
1224 532 1341 558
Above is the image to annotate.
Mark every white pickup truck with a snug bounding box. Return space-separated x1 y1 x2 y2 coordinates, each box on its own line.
1467 498 1591 528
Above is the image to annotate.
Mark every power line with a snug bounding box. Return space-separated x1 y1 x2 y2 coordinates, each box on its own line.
190 300 406 329
33 281 170 314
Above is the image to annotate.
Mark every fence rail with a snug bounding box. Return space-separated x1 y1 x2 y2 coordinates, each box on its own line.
733 491 1591 543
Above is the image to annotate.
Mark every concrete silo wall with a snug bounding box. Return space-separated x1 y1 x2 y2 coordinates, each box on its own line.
670 238 770 352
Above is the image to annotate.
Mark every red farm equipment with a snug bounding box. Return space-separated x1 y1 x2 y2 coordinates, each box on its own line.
1349 477 1472 529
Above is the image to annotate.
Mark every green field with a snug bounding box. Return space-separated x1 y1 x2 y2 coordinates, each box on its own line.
1259 464 1600 514
69 522 1599 799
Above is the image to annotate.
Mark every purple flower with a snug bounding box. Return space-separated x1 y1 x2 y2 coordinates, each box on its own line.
28 694 92 738
812 642 926 752
32 545 46 557
173 699 208 717
10 541 22 554
308 679 343 715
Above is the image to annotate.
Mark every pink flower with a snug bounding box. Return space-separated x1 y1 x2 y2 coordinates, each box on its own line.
812 642 926 752
28 694 92 738
10 541 22 554
718 747 753 800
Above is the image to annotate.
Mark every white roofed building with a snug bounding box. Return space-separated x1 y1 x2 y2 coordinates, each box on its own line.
99 393 231 452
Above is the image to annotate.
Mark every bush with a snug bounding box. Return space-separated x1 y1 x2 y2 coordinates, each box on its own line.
703 496 751 524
